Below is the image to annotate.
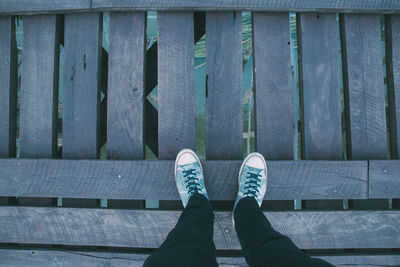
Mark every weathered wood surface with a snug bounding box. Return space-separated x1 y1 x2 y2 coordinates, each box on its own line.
2 0 400 14
0 159 368 200
206 12 242 160
0 207 399 249
342 14 388 160
253 12 293 160
387 15 400 159
0 0 91 15
63 13 102 159
298 13 342 160
369 160 400 198
0 16 17 157
107 12 146 160
158 12 196 159
2 250 400 267
19 15 59 159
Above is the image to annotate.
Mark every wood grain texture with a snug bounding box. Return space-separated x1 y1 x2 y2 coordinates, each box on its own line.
299 13 342 160
2 250 400 266
90 0 400 13
107 12 146 159
0 207 399 249
0 159 368 200
253 12 293 160
0 0 91 15
342 14 388 160
0 16 17 157
19 15 59 158
62 13 102 159
2 0 400 14
369 160 400 198
157 12 196 159
387 15 400 159
206 12 243 160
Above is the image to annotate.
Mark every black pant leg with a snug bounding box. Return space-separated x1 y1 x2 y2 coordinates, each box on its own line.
234 197 333 267
144 194 218 267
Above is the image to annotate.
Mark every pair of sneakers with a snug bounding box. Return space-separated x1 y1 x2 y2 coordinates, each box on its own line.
175 149 267 222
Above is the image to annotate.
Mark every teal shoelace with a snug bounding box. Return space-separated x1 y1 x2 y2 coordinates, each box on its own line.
182 168 202 194
243 171 261 198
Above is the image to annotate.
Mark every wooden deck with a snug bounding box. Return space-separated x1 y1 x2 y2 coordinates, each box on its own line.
1 1 400 265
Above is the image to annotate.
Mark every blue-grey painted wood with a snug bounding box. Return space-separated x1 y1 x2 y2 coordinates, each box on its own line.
253 12 293 160
90 0 400 13
369 160 400 199
387 15 400 159
0 159 368 200
107 12 146 159
0 16 17 158
62 13 102 159
19 15 59 158
298 13 342 160
206 12 243 160
342 14 388 160
0 207 399 249
0 0 91 15
2 250 400 266
157 12 196 159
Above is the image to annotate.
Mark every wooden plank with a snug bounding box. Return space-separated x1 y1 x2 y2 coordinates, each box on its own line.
2 250 400 267
253 12 293 160
206 12 242 160
2 0 400 15
62 13 102 159
0 159 368 200
19 15 60 158
0 16 17 158
342 14 388 160
369 160 400 198
91 0 400 13
157 12 196 159
62 13 102 207
0 0 91 15
298 13 342 160
387 15 400 159
107 12 146 159
0 207 399 249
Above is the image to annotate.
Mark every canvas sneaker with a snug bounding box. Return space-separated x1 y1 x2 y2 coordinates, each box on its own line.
175 149 209 208
233 152 268 217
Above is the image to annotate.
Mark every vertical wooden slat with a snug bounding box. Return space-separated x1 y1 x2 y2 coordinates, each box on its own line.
253 12 293 160
386 15 400 209
18 15 60 206
0 16 17 158
106 12 146 209
63 13 102 160
206 12 243 160
298 13 343 210
107 12 146 160
19 15 59 158
298 13 342 160
62 13 102 207
157 12 196 160
342 14 389 209
342 14 388 160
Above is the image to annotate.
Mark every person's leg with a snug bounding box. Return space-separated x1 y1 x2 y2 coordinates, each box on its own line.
233 153 333 267
234 197 333 267
144 149 218 267
144 194 218 267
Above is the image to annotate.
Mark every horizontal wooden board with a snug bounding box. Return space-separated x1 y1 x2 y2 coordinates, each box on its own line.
369 160 400 198
0 159 367 200
0 0 91 15
2 0 400 14
0 207 399 249
1 249 400 266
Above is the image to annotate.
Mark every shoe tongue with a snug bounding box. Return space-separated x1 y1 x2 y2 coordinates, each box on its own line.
245 164 262 174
